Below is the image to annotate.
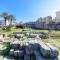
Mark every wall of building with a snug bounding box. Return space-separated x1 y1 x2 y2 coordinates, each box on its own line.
56 11 60 22
25 11 60 30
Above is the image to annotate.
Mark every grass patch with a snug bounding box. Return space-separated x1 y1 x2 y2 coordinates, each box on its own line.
42 38 48 42
30 29 48 32
53 38 60 42
42 38 60 43
42 38 60 51
51 30 60 35
0 28 60 35
0 28 22 34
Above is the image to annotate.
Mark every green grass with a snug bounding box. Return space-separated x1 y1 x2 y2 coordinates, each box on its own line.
30 29 60 35
42 38 60 51
0 28 49 35
42 38 48 42
0 28 60 34
51 30 60 35
30 29 48 32
0 28 22 34
42 38 60 43
53 38 60 42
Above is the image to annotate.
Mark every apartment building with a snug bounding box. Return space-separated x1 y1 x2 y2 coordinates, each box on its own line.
35 16 52 29
56 11 60 23
25 11 60 30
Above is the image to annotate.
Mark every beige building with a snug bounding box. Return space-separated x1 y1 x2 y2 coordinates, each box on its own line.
56 11 60 22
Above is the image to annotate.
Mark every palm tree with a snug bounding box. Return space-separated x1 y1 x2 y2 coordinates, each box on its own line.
9 15 16 24
1 12 8 25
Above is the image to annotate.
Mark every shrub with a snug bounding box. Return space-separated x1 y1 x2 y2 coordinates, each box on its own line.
6 24 12 31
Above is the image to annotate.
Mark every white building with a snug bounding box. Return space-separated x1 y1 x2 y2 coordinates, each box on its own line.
35 17 43 29
56 11 60 22
45 16 52 24
35 16 52 29
36 17 42 23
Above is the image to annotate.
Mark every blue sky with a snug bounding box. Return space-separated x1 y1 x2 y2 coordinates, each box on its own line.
0 0 60 22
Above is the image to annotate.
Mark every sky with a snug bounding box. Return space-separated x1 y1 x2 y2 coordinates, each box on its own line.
0 0 60 22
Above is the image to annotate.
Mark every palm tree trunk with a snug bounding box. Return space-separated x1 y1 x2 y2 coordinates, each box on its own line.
5 18 6 25
10 19 12 24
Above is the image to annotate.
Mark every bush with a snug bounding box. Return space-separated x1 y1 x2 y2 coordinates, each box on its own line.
6 24 12 31
3 43 11 55
16 25 24 28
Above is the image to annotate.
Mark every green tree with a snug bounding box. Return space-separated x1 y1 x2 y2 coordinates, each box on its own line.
9 15 16 24
1 12 8 25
